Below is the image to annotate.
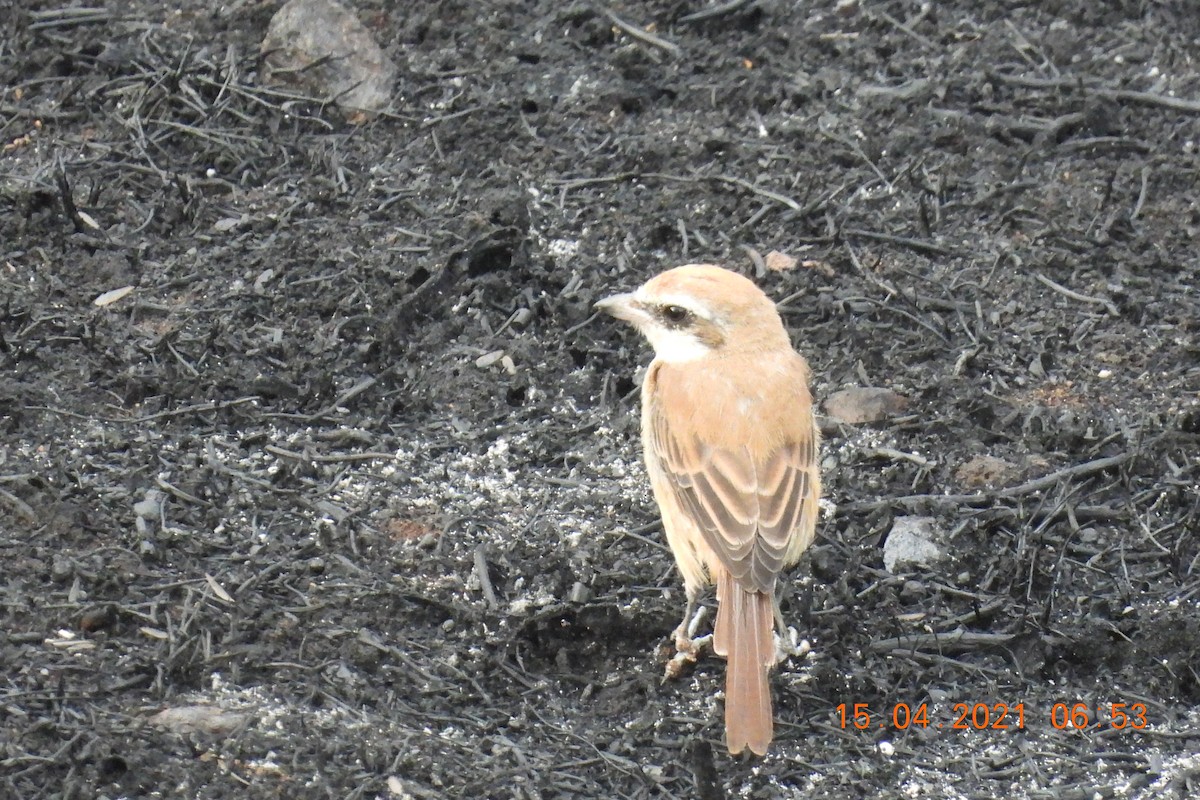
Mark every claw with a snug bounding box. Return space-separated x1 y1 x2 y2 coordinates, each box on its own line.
665 605 715 680
664 634 712 680
774 626 810 664
671 605 708 655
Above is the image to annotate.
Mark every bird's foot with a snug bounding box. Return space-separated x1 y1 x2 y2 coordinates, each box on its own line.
663 605 711 680
774 626 810 665
673 605 709 654
664 633 712 681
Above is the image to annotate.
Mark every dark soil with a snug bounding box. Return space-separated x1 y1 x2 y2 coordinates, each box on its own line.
3 1 1199 798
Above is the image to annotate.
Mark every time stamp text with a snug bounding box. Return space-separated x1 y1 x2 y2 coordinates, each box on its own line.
836 702 1150 731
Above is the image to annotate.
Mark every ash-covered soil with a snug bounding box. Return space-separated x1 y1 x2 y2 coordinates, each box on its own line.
2 1 1199 798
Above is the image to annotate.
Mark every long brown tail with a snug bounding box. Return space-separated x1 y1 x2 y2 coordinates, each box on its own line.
714 574 774 756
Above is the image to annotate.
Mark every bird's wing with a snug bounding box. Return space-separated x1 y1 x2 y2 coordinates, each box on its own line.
648 401 819 593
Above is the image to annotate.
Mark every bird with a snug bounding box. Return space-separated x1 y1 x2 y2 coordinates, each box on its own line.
595 264 821 756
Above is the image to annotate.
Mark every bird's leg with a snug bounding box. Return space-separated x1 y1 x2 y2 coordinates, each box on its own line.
671 596 694 653
672 600 710 654
773 627 810 664
771 596 809 665
664 601 711 680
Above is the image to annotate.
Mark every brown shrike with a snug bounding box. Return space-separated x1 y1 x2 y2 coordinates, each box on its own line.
596 264 821 756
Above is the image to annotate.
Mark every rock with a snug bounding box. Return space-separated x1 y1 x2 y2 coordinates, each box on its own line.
149 705 249 736
883 516 945 572
133 489 165 519
475 350 505 368
568 582 592 604
765 250 797 272
824 386 909 424
835 0 860 16
955 455 1018 489
260 0 397 117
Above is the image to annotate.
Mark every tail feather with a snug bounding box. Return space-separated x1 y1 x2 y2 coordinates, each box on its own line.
715 575 774 755
713 573 732 657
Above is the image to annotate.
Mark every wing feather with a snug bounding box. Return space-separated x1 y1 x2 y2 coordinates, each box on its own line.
649 390 820 594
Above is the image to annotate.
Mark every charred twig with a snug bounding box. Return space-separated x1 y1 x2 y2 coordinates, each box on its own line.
305 376 378 421
870 629 1017 654
817 128 894 189
1106 88 1200 114
601 8 682 56
0 102 77 120
842 243 953 342
990 71 1200 114
1034 273 1119 316
28 6 111 29
869 7 936 51
852 294 952 344
155 476 209 507
3 731 89 780
616 524 673 555
846 453 1136 513
563 311 604 337
548 172 638 190
712 174 804 212
863 447 935 468
473 545 499 609
679 0 757 24
740 244 767 277
0 487 36 524
206 440 277 492
1004 20 1058 76
843 226 959 256
55 159 87 233
998 452 1133 499
1056 136 1152 154
30 397 260 424
1131 166 1151 220
550 171 827 218
941 599 1011 629
264 445 395 463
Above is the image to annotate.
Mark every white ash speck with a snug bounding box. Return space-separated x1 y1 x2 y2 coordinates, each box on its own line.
547 238 580 260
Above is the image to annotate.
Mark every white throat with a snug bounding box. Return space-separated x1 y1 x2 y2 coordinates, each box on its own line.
645 327 712 363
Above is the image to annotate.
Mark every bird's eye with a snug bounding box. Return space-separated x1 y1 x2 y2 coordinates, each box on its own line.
661 304 692 324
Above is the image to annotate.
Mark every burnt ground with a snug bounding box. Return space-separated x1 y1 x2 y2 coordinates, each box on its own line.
2 0 1200 797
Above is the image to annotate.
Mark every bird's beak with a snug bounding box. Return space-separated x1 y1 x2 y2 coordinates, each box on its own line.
594 292 641 324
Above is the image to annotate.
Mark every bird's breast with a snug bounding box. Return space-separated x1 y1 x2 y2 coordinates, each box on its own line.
644 354 812 454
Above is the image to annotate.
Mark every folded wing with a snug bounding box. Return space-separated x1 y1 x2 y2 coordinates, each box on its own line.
648 404 819 593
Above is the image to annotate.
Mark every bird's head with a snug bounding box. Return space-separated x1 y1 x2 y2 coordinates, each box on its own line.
595 264 789 363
